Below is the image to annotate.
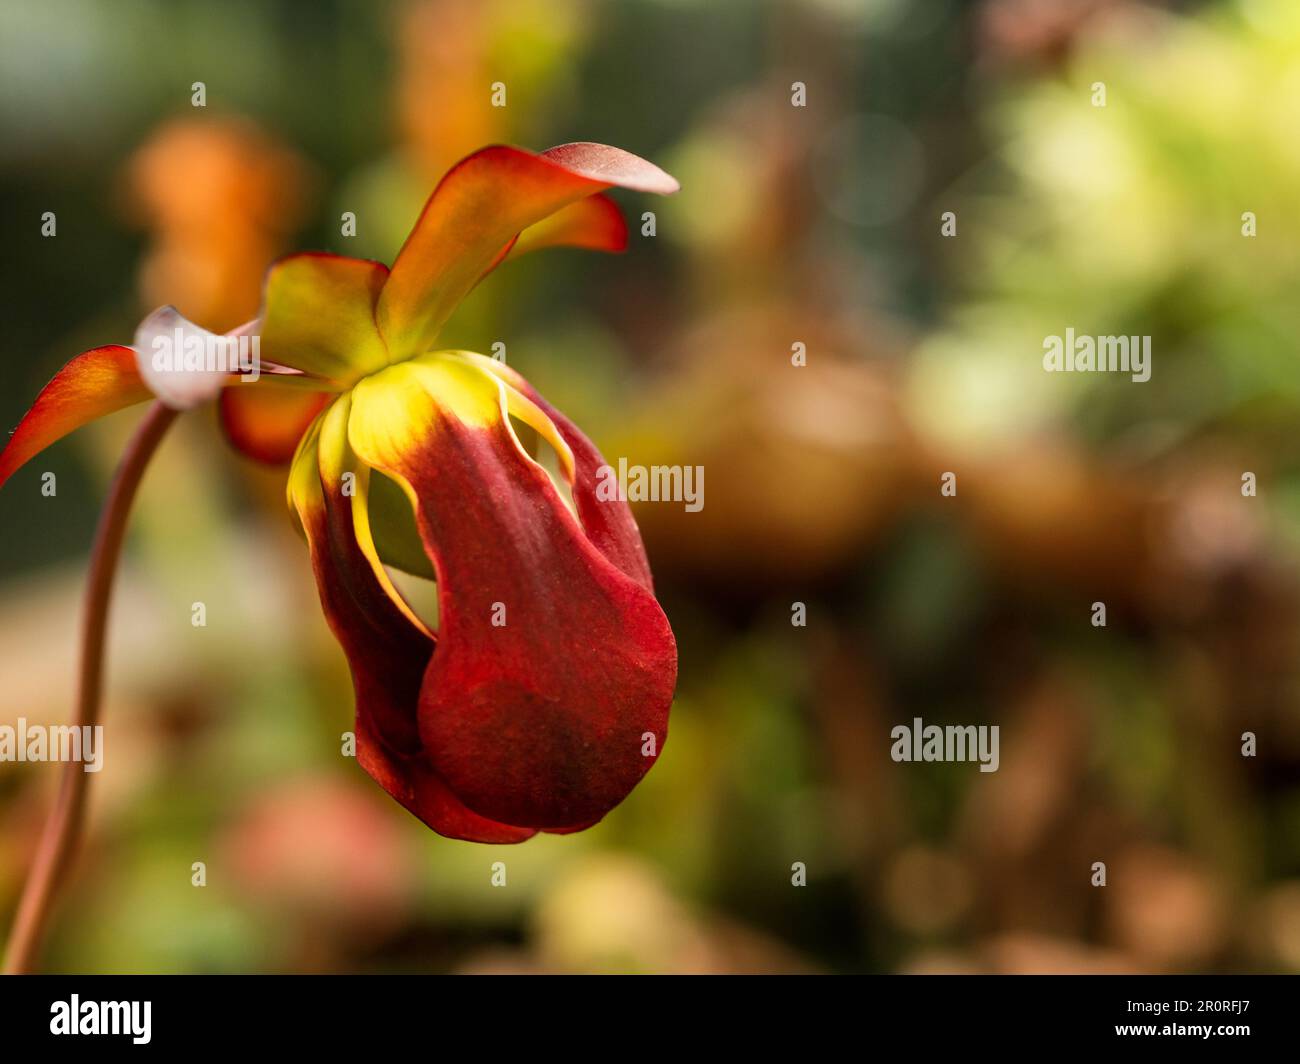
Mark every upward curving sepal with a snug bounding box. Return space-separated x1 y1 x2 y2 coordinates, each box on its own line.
377 143 678 361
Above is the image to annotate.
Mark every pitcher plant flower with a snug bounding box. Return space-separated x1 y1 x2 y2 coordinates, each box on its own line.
1 142 679 971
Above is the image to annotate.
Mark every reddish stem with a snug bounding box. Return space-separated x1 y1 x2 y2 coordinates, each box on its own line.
3 401 178 974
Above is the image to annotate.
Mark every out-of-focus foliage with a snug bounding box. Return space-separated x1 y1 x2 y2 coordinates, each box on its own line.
2 0 1299 974
913 0 1300 448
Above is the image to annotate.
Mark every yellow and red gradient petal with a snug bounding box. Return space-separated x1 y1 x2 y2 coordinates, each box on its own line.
466 353 654 591
257 253 391 386
288 403 534 843
318 398 432 641
0 345 153 490
347 356 676 830
218 383 330 465
377 143 678 361
502 193 628 263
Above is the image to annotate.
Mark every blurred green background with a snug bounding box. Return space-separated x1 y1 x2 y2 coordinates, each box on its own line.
3 0 1300 973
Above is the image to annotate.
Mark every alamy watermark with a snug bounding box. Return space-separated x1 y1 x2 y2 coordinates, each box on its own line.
148 327 261 383
890 717 999 773
595 458 704 512
0 718 103 772
1043 329 1150 382
50 995 150 1044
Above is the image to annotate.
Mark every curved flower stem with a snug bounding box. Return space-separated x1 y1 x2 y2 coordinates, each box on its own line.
3 401 178 975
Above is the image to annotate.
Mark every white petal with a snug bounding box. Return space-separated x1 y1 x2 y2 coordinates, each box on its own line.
131 306 236 410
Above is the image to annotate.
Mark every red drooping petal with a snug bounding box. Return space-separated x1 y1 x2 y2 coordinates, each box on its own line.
472 354 654 591
377 143 678 360
219 384 330 465
0 345 153 490
288 399 535 844
348 357 676 830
